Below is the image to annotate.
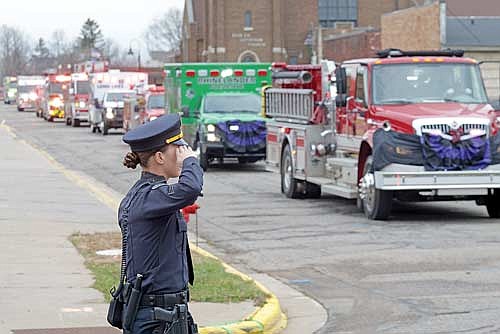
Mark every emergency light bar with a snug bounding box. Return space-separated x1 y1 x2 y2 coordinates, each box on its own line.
72 73 89 81
376 48 465 58
55 75 71 82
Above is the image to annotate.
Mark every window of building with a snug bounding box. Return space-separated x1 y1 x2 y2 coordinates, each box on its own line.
241 54 257 63
245 11 252 28
318 0 358 28
289 56 298 65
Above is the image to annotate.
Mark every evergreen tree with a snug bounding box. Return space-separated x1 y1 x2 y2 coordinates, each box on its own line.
79 18 104 58
34 37 50 58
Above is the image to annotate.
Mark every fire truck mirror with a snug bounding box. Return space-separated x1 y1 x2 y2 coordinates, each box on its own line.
181 106 190 118
336 67 347 95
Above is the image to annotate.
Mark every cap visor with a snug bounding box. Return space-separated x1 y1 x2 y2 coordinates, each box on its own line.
171 138 188 146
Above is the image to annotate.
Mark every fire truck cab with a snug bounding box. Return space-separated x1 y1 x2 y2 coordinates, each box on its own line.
65 72 91 127
41 74 71 122
265 50 500 220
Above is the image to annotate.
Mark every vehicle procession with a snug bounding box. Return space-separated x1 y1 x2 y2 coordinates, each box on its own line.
4 49 500 221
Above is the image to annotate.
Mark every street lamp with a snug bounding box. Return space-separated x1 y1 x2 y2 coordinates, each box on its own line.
128 39 142 71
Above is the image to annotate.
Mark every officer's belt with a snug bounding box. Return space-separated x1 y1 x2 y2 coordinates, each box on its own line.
139 290 189 308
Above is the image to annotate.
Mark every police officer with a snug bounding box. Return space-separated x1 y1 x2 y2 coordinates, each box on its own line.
120 114 203 334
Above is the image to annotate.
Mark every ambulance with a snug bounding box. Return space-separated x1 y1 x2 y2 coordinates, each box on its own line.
164 63 271 170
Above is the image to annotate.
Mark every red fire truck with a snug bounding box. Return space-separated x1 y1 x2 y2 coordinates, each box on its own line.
64 72 91 127
123 86 166 132
265 50 500 220
40 74 71 122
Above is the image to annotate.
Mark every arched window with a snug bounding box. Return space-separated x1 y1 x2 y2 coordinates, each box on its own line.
242 54 256 63
244 11 252 28
238 50 260 63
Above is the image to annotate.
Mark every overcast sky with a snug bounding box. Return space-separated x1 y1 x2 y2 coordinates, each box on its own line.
0 0 184 53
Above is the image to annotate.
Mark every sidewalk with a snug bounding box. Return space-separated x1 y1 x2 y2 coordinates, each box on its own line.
0 123 327 334
0 126 256 333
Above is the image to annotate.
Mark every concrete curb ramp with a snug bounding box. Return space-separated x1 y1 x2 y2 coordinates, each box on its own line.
0 123 287 334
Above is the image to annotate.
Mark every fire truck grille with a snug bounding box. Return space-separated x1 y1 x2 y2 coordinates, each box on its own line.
420 123 489 136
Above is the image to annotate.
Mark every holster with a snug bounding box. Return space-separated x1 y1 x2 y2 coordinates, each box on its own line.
123 274 143 331
154 304 198 334
106 284 124 329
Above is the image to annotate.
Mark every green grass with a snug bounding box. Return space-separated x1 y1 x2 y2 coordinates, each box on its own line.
70 232 267 305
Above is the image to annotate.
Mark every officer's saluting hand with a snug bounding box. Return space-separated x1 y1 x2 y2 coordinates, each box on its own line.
118 114 203 334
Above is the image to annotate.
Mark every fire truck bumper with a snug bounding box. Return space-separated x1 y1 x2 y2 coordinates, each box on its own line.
375 163 500 193
74 110 89 121
49 109 65 118
204 143 266 159
18 102 37 111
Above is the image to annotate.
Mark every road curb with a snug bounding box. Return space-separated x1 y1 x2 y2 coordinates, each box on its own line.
0 122 287 334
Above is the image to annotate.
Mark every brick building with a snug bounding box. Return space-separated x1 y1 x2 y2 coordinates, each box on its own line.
181 0 416 64
381 0 500 104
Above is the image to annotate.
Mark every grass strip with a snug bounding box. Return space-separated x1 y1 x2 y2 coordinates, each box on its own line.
70 232 267 305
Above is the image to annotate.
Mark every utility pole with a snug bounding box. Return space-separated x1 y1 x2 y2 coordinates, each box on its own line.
318 25 323 64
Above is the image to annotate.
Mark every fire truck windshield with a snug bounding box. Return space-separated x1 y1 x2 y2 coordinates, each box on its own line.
106 92 136 102
372 63 488 105
76 81 91 95
147 94 165 109
49 83 67 94
18 85 38 93
204 94 260 114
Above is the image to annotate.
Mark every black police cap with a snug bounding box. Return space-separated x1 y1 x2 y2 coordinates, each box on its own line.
123 114 187 152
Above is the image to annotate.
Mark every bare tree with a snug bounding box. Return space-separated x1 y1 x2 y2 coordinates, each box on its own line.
144 8 182 55
0 25 31 77
50 29 67 58
103 38 130 66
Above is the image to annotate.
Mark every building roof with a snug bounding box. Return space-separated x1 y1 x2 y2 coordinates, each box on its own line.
446 17 500 47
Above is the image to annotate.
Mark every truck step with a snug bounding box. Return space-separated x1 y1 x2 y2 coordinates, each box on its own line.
306 177 358 199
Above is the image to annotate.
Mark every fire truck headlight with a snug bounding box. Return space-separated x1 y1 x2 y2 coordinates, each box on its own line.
51 98 63 108
106 109 114 120
79 101 86 109
207 133 220 142
207 124 216 132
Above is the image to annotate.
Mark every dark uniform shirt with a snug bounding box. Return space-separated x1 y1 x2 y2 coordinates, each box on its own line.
118 157 203 294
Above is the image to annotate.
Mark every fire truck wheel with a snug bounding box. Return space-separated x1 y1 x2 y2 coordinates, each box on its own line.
360 156 393 220
102 122 109 136
72 119 80 127
66 118 71 126
281 144 302 199
486 190 500 218
306 182 321 198
48 117 54 122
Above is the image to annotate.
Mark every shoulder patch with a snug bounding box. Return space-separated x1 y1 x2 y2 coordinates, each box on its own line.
151 181 168 190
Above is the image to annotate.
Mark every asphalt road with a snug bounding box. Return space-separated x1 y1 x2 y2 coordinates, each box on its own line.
3 104 500 333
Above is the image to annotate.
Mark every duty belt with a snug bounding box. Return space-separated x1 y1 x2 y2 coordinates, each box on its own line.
139 290 189 308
